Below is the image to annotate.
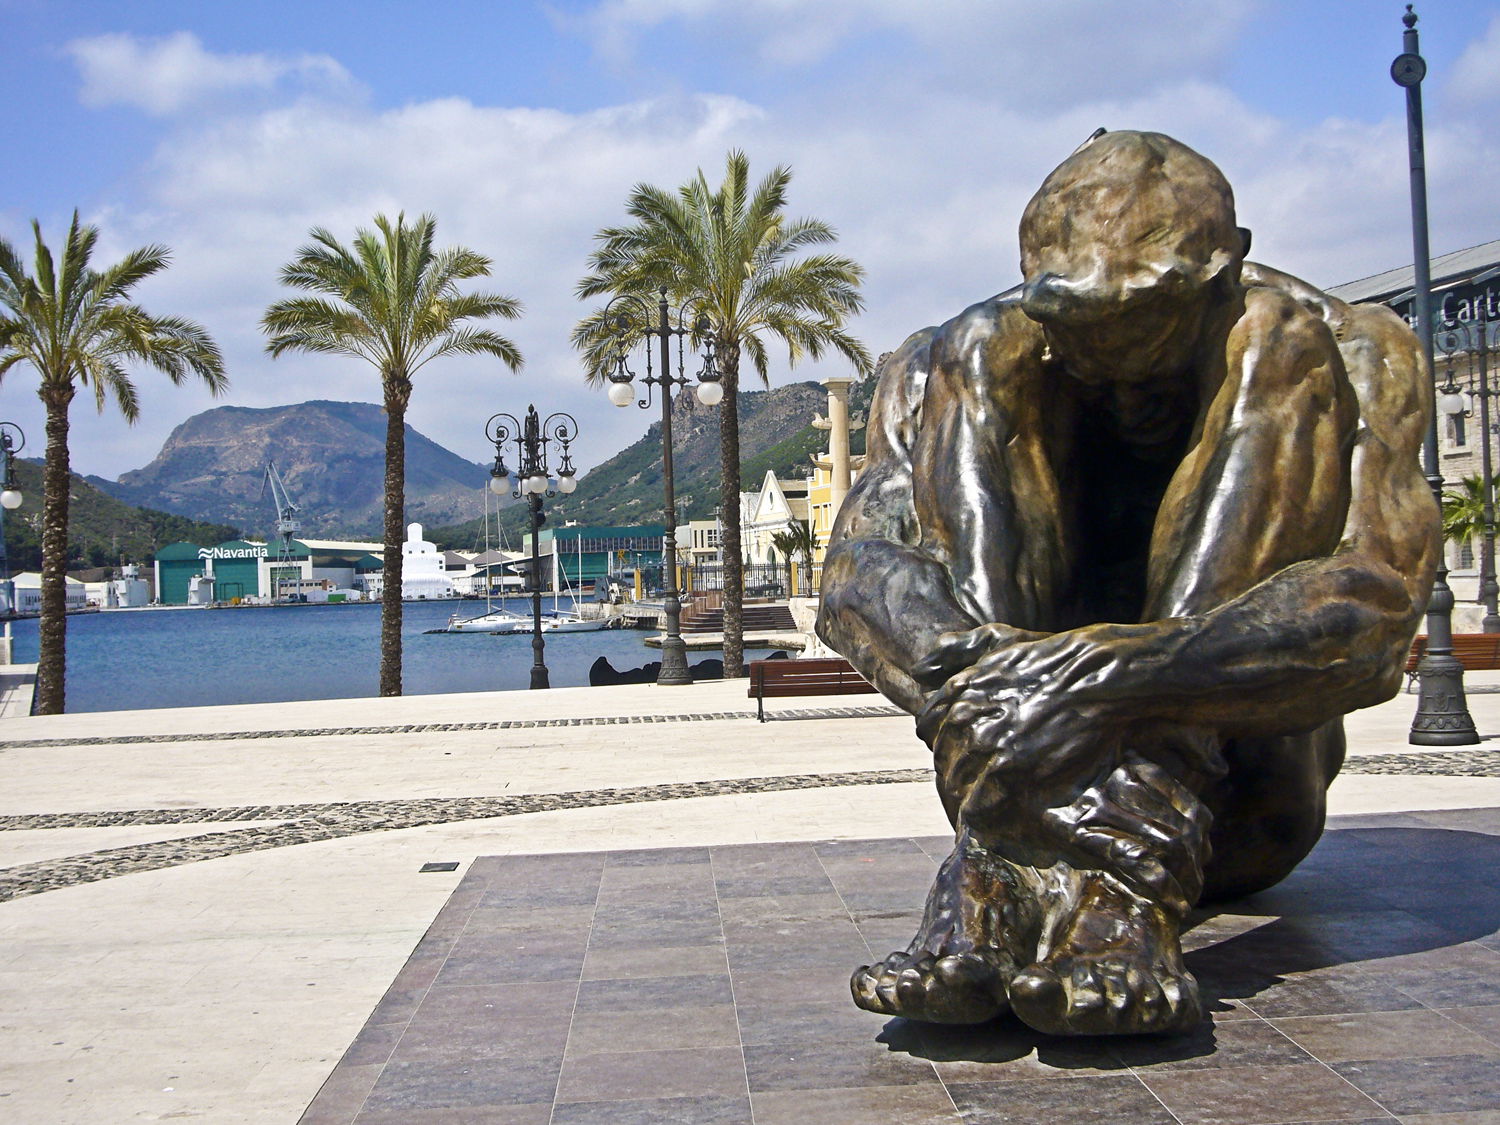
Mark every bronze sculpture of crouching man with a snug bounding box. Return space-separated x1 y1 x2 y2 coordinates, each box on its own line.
816 130 1436 1037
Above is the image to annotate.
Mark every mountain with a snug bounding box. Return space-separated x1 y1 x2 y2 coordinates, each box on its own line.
429 379 867 550
2 459 241 572
88 377 875 551
98 401 491 538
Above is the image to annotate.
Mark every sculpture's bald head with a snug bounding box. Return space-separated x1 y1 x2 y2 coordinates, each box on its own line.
1019 131 1242 327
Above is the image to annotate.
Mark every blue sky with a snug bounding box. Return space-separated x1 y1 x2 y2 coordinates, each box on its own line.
3 0 1499 486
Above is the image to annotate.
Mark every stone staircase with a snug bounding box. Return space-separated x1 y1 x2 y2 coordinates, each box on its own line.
680 602 797 634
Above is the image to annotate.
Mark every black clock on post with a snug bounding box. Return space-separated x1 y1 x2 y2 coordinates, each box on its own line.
1391 51 1426 87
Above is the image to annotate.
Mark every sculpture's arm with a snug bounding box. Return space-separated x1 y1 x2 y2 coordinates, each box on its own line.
924 295 1436 744
816 326 1037 713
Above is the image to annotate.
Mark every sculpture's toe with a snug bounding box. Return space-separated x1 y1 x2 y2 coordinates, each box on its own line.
1007 964 1071 1034
1009 960 1202 1036
851 951 1007 1024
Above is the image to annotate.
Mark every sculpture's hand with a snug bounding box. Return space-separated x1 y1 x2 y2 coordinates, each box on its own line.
916 666 1106 834
942 623 1170 702
917 627 1219 907
912 623 1049 691
915 625 1180 825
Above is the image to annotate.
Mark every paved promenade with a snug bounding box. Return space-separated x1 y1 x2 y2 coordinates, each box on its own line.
1 672 1499 1123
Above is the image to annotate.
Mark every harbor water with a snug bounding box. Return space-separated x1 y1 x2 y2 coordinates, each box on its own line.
5 599 783 713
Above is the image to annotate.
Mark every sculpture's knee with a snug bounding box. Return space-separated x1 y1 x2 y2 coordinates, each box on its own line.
1199 724 1342 902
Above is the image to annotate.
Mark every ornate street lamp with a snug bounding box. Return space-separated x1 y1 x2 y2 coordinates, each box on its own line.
1395 6 1479 744
1436 288 1500 633
486 406 579 690
601 288 723 686
0 423 24 619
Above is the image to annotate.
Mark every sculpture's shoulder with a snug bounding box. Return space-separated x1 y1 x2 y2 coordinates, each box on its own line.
931 293 1044 374
1242 262 1416 354
1241 261 1425 401
872 294 1041 444
1236 264 1349 354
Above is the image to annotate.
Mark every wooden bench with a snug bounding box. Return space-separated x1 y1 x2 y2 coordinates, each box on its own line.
747 657 878 721
1405 633 1500 690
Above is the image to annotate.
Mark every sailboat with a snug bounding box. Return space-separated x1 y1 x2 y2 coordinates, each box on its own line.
443 486 533 633
542 532 609 632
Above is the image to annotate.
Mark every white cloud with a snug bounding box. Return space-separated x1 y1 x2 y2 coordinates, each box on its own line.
14 8 1499 487
1449 13 1500 104
573 0 1258 103
66 31 353 116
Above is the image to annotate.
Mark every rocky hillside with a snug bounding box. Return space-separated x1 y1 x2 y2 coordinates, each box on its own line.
2 459 241 572
431 379 861 549
87 376 876 550
98 401 490 538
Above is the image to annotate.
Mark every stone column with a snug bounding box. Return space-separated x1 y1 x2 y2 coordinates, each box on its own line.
824 375 854 511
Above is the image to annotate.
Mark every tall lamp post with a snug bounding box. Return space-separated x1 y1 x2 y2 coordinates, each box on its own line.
0 424 24 618
1436 281 1500 632
1395 5 1480 745
486 406 579 690
602 288 723 686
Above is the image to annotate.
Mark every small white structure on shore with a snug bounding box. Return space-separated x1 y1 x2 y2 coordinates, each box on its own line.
365 524 458 600
9 572 87 614
106 564 151 608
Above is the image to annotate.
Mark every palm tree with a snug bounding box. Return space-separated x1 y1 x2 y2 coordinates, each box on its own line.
263 212 523 696
770 521 815 595
574 151 870 676
1443 474 1500 592
0 213 226 714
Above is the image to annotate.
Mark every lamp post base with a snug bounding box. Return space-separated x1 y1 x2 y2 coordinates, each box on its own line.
656 633 692 686
1410 652 1479 745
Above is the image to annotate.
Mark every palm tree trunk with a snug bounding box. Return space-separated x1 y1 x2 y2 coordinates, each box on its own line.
719 340 744 678
380 389 406 696
36 389 73 714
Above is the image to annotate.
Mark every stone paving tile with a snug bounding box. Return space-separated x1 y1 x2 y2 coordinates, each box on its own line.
1141 1062 1387 1124
752 1082 961 1124
948 1075 1179 1124
554 1045 748 1103
1269 1008 1500 1063
1435 1002 1500 1045
580 943 728 981
1333 1053 1500 1117
355 1106 552 1125
742 1039 940 1092
1108 1018 1315 1072
550 1094 752 1124
564 1003 742 1056
575 972 735 1014
359 1055 563 1114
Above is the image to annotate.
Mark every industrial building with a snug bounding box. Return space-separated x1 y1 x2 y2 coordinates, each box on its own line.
154 537 383 605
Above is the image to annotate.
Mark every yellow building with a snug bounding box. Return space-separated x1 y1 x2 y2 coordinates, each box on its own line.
807 452 864 576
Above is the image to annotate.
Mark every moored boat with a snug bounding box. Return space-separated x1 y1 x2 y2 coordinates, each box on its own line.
444 608 533 633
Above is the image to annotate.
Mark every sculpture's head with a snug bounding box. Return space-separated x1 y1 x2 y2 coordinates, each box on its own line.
1018 131 1244 331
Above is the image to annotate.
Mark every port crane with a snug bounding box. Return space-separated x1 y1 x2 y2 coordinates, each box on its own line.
259 462 303 598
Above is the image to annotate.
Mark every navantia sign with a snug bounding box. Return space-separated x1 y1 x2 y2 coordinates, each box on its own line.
198 545 267 560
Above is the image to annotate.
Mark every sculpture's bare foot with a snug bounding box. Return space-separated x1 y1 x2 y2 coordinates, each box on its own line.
1008 875 1202 1036
851 834 1029 1024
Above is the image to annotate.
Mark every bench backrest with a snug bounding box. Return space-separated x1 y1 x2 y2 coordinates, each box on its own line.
747 657 874 692
1407 633 1500 669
